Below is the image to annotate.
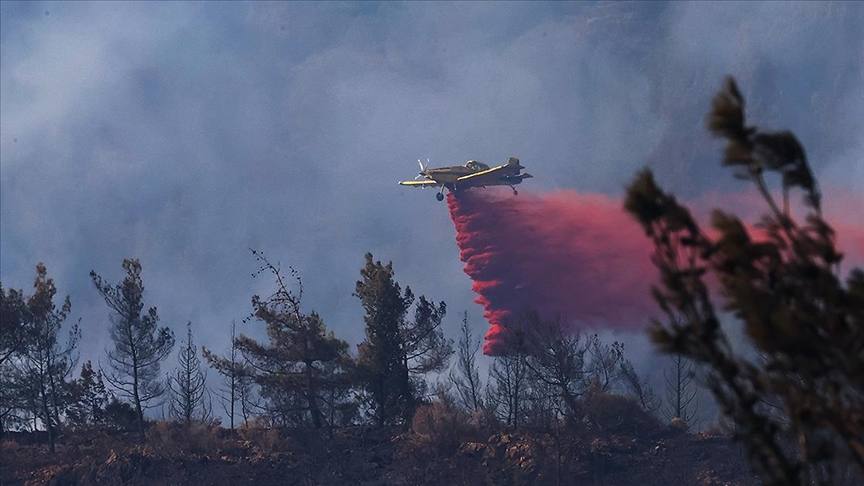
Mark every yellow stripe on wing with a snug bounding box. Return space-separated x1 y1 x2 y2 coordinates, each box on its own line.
456 165 503 182
399 180 440 187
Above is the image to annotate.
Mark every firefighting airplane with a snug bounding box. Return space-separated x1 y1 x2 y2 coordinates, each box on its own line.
399 157 533 201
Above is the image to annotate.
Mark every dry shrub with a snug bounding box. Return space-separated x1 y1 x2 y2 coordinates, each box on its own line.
580 391 662 438
411 398 474 456
668 416 690 434
1 438 21 451
236 422 288 455
145 420 223 458
703 416 736 437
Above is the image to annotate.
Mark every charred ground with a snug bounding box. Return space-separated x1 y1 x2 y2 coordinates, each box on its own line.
2 405 756 486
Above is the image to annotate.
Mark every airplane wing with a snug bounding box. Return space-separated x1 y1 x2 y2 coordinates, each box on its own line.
455 165 508 185
399 180 440 187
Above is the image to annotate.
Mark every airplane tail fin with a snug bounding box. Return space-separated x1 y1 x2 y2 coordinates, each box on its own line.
506 157 525 172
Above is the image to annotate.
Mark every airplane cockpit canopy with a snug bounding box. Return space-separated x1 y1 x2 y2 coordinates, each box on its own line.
465 160 490 171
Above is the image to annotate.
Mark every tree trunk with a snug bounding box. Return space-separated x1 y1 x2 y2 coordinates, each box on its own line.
305 358 322 429
40 386 55 454
229 372 236 432
133 365 144 441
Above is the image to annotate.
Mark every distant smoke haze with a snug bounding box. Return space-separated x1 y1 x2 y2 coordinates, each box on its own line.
1 2 860 375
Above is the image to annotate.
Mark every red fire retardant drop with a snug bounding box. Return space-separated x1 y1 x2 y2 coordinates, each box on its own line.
447 189 657 355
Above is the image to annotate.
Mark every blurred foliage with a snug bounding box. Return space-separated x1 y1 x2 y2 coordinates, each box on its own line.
624 77 864 485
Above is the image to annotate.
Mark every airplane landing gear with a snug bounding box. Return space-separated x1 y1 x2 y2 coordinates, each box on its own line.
436 192 444 201
510 185 518 196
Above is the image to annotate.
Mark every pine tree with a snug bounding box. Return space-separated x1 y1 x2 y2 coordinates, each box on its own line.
585 334 626 393
519 319 589 421
14 264 81 453
0 284 31 435
229 250 353 429
168 323 211 426
354 253 453 427
497 315 636 430
0 362 26 433
203 321 247 431
449 312 483 414
67 361 111 429
487 353 529 429
355 254 412 427
90 258 175 440
619 359 659 413
663 354 698 427
0 284 29 366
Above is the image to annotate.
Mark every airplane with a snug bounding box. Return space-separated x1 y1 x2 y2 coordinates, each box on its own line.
399 157 533 201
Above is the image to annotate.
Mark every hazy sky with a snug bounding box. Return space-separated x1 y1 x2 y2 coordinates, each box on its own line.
2 2 862 397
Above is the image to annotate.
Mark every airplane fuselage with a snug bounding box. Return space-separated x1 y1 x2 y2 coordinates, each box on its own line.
421 166 476 184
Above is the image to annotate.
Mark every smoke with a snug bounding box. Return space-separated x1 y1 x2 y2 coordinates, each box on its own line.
447 189 657 355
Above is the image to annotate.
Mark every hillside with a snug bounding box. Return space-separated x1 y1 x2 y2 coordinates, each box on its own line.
2 420 757 486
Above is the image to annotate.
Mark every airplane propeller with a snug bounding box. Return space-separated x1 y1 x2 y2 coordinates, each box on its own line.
415 159 430 180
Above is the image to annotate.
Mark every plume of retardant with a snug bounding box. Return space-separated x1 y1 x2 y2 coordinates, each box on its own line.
447 189 657 355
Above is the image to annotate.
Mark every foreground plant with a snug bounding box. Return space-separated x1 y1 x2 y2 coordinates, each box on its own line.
624 77 863 485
